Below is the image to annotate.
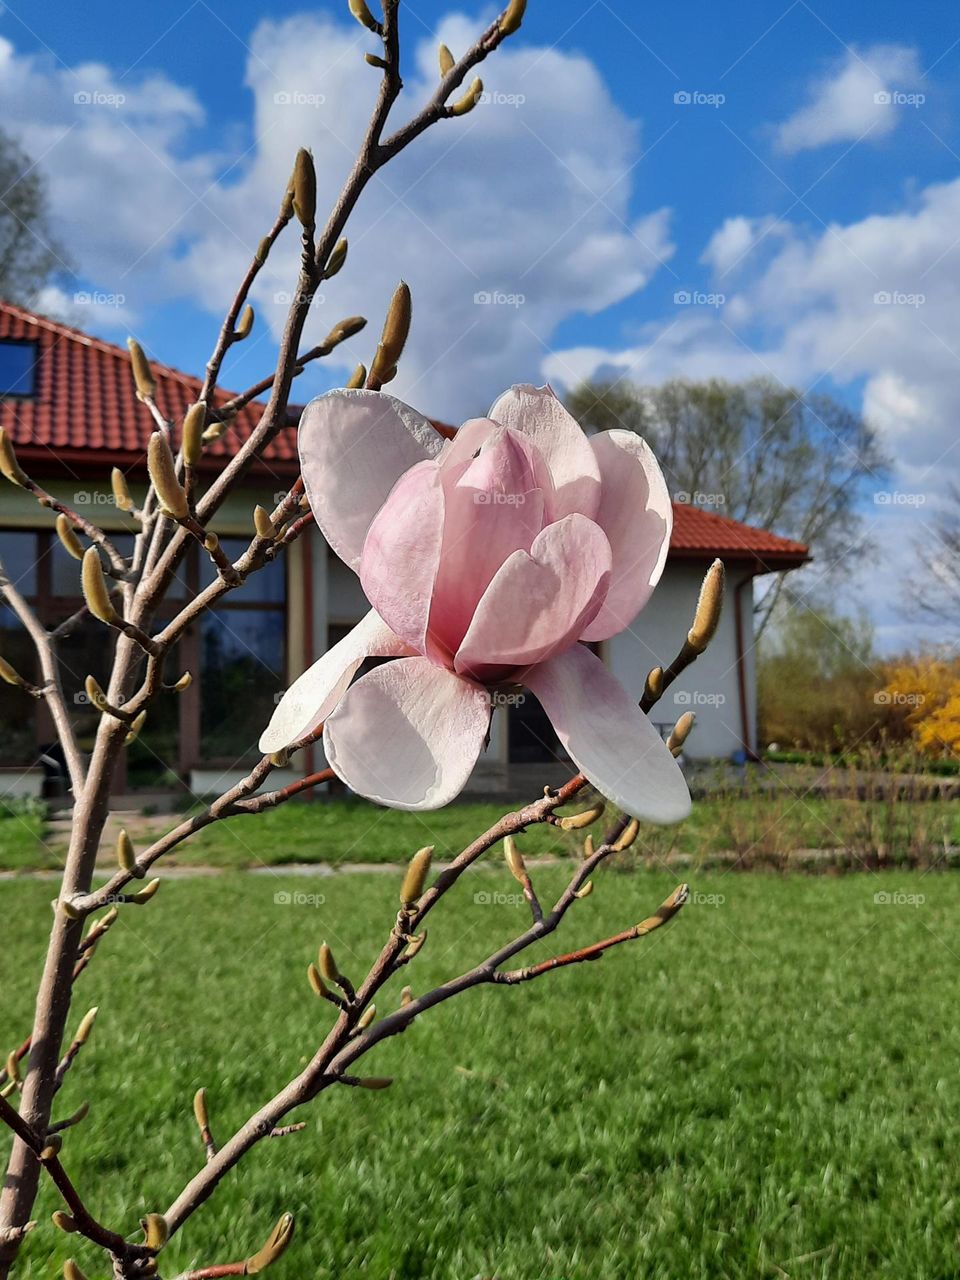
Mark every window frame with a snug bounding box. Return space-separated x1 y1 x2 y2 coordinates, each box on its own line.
0 338 40 399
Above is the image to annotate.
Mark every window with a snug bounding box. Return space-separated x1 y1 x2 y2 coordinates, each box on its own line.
0 341 38 397
200 540 287 762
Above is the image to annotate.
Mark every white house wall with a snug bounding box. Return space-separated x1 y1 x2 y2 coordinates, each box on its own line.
606 562 758 761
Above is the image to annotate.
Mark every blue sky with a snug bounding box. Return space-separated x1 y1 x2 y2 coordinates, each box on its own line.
2 0 959 650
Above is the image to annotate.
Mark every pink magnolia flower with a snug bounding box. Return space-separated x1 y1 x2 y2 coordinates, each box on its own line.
261 385 690 822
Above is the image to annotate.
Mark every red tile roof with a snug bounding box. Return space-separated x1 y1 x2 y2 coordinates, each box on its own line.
0 301 808 569
0 299 297 475
669 500 809 568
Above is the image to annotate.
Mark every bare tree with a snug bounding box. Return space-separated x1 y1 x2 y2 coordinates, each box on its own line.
567 376 889 635
0 128 65 304
0 4 724 1277
908 482 960 630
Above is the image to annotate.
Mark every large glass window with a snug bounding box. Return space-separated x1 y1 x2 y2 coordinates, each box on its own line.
0 604 38 765
0 341 38 396
199 537 287 762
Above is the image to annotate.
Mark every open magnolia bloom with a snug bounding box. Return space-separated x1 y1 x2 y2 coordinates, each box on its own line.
261 384 690 822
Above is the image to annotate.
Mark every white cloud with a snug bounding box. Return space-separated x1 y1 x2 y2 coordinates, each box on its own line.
773 43 923 154
0 14 673 420
546 176 960 651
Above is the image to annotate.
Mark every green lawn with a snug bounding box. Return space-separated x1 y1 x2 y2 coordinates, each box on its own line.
0 805 51 872
1 793 957 872
2 868 959 1278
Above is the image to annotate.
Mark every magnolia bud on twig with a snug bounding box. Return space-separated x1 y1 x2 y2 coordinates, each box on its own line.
292 148 316 228
125 710 147 745
306 963 330 999
400 845 433 906
111 467 133 512
84 675 107 711
369 281 411 386
52 1212 78 1234
687 559 724 655
574 881 593 899
193 1087 209 1132
126 338 156 399
400 985 413 1007
172 671 192 693
129 877 161 905
75 1007 98 1045
254 505 277 540
141 1213 168 1251
611 817 641 852
55 515 84 561
182 402 206 467
324 238 348 278
0 654 30 689
246 1212 295 1274
402 931 427 961
147 431 189 519
318 942 342 986
64 1261 88 1280
348 0 381 32
81 548 119 625
356 1076 393 1090
504 835 525 883
558 801 604 831
202 420 227 443
346 363 366 389
0 428 28 487
643 666 663 704
234 304 254 340
355 1004 377 1031
450 78 483 116
582 834 594 859
117 829 136 874
365 52 389 69
438 43 455 76
499 0 526 36
667 712 695 757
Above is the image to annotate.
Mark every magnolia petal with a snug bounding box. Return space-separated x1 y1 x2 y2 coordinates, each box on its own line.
455 514 611 681
299 389 443 571
258 610 410 752
525 644 691 824
580 429 672 641
359 460 445 654
323 658 491 810
488 384 601 520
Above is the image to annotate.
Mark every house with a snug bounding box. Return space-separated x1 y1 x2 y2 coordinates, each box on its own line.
0 301 808 800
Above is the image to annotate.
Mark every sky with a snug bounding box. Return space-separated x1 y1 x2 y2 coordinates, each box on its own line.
1 0 958 653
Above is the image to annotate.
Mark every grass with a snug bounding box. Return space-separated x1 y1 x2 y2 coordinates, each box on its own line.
3 867 960 1277
2 793 958 872
0 804 50 872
